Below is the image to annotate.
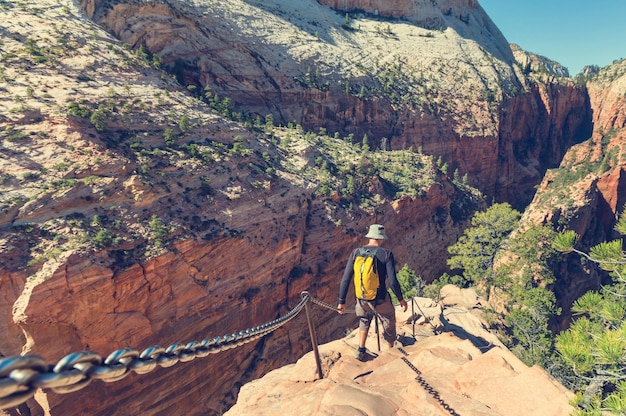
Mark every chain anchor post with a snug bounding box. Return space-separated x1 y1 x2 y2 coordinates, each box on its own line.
301 292 323 380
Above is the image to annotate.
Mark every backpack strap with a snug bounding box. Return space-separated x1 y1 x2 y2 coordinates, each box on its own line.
358 246 387 261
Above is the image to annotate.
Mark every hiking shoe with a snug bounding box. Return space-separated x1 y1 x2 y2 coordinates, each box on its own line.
388 337 404 348
355 348 367 361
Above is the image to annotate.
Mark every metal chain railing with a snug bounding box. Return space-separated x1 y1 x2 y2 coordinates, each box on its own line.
314 295 461 415
1 292 462 415
0 292 312 410
397 347 461 416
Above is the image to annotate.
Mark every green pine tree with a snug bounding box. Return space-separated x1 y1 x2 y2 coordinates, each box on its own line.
553 207 626 414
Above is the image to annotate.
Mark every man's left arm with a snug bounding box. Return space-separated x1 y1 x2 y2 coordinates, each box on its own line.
386 251 408 312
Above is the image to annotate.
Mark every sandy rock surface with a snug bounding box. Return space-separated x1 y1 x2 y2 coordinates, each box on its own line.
226 287 574 416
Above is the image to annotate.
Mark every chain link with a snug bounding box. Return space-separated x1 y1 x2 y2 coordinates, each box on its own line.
0 293 467 415
309 296 339 311
397 347 461 416
309 296 356 314
0 293 311 410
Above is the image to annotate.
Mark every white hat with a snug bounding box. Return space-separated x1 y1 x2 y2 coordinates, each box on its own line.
365 224 387 240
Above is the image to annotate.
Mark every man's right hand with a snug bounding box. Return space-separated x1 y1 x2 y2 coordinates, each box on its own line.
337 304 345 314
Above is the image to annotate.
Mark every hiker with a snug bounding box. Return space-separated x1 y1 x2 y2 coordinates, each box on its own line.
337 224 408 360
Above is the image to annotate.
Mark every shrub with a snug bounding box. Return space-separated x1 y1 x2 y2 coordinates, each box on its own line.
67 102 90 117
390 264 424 304
164 128 176 146
90 108 108 131
93 229 115 248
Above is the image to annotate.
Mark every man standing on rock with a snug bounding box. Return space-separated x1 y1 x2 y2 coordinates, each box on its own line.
337 224 408 361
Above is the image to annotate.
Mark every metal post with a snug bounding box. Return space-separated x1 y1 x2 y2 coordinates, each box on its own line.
304 299 323 379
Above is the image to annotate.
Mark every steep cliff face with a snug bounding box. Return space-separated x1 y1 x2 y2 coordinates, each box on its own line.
78 0 590 209
511 44 570 77
1 1 613 415
0 126 473 413
0 1 480 415
1 177 475 415
520 60 626 326
587 61 626 133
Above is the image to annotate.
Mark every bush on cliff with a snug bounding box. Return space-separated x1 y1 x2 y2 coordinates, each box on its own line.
427 203 562 368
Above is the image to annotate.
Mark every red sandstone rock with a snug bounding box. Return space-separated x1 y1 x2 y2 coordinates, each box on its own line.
79 0 590 208
0 2 623 416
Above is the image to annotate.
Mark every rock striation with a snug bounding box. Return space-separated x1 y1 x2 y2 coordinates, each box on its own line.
0 2 478 415
0 1 622 415
79 0 591 209
520 59 626 327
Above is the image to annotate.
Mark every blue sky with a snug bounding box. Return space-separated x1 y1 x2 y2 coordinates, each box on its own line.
478 0 626 75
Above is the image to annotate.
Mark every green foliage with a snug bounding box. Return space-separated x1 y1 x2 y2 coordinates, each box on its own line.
554 206 626 412
441 203 563 367
552 230 577 254
67 101 91 118
264 114 274 134
205 89 234 119
499 224 558 286
179 114 190 132
272 126 443 208
361 134 369 152
2 126 28 142
164 128 176 146
389 264 423 304
571 292 603 317
424 272 471 299
505 288 559 366
447 203 521 285
589 241 624 271
230 135 251 157
604 385 626 415
496 226 561 367
556 326 595 374
149 215 167 247
93 229 116 248
51 178 76 188
90 108 108 131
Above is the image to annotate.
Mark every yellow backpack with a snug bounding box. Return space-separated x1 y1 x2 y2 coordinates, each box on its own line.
353 248 380 300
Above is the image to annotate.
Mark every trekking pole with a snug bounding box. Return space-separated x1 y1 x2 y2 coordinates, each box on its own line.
374 313 381 352
411 298 416 338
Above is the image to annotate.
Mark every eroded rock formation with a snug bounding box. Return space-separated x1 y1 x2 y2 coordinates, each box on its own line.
520 60 626 327
0 3 477 415
1 1 622 415
79 0 591 209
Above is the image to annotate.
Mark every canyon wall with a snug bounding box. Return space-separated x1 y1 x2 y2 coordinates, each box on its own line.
79 0 591 208
1 177 476 415
520 60 626 327
2 1 621 415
